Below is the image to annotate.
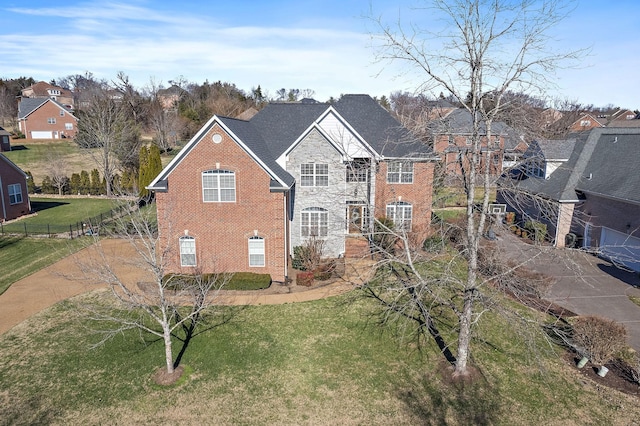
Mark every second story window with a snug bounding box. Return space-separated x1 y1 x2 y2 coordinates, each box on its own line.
387 162 414 184
59 110 65 117
202 169 236 202
301 163 328 187
47 117 56 124
346 159 369 183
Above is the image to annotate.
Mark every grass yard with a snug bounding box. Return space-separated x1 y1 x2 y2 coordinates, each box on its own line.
433 186 497 208
0 291 637 425
4 141 95 185
1 197 116 235
0 236 90 295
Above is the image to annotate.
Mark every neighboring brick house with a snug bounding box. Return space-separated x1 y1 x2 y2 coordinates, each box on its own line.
21 81 74 109
17 98 78 139
0 154 31 221
148 95 436 282
0 127 10 152
430 109 513 182
500 128 640 272
568 113 605 133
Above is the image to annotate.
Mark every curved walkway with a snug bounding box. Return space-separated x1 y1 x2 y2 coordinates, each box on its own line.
0 239 367 335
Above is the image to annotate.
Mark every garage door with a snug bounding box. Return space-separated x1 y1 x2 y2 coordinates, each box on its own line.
31 131 53 139
600 227 640 272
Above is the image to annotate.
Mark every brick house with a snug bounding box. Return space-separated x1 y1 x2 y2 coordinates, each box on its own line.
500 128 640 272
17 98 78 139
0 127 10 152
21 81 74 109
148 95 437 282
0 154 31 221
430 109 515 182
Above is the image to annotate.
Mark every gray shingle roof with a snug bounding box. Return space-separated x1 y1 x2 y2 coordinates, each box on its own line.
216 117 295 188
576 129 640 204
18 98 74 119
513 128 640 204
526 139 576 161
429 108 512 135
249 94 432 159
248 102 328 157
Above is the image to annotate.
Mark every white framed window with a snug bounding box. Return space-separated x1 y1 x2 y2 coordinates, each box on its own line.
202 170 236 202
59 110 65 117
179 236 196 266
346 159 369 183
8 184 22 205
65 123 73 130
248 236 265 267
301 207 328 237
300 163 328 187
387 162 414 184
47 117 56 124
580 120 591 126
386 202 413 231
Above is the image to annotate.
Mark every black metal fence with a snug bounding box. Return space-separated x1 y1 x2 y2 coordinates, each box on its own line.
0 204 129 239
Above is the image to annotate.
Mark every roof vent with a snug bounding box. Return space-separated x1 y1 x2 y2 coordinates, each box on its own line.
613 136 618 143
587 173 592 180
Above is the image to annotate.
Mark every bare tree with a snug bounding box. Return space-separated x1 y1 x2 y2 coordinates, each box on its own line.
371 0 583 376
80 198 230 376
45 150 69 196
75 89 139 196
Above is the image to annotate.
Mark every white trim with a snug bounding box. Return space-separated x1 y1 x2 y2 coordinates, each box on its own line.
179 236 197 267
248 236 265 267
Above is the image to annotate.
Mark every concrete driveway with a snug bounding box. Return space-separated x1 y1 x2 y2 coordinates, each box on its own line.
496 230 640 351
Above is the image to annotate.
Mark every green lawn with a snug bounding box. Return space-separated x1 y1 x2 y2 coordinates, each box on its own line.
0 291 635 424
1 197 116 235
0 236 90 295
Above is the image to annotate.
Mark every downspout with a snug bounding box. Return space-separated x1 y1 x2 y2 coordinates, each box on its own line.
0 175 6 221
283 192 289 282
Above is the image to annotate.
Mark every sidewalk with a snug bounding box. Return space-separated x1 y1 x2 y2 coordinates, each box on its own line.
496 230 640 351
0 239 368 335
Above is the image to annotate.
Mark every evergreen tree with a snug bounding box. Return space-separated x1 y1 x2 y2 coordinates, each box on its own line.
80 170 90 195
25 171 36 193
90 169 101 195
70 173 81 194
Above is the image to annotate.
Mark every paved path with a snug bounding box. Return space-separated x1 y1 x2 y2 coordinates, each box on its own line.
0 239 364 335
496 230 640 351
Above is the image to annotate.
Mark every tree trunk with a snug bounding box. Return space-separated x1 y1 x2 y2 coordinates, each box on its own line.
454 290 474 376
163 326 174 374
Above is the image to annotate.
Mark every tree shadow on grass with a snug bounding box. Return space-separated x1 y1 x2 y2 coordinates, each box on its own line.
395 365 503 425
31 200 70 212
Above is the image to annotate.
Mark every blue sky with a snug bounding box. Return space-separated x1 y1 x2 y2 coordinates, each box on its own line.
1 0 638 109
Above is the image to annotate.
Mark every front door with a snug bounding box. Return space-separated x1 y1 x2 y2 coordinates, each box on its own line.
348 205 366 234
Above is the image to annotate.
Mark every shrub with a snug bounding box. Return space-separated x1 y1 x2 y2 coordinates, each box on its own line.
163 272 271 291
423 234 444 253
524 220 547 243
571 316 627 365
505 211 515 224
297 271 315 287
372 216 398 254
313 259 336 281
292 236 325 271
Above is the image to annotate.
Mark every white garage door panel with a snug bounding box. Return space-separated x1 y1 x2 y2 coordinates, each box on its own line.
601 227 640 272
31 131 53 139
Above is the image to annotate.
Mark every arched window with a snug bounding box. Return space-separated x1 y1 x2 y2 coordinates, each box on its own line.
248 236 265 267
202 169 236 202
301 207 328 237
386 202 412 231
179 236 196 266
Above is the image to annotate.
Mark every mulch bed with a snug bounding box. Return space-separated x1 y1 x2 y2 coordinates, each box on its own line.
152 365 184 386
525 295 640 398
564 352 640 398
